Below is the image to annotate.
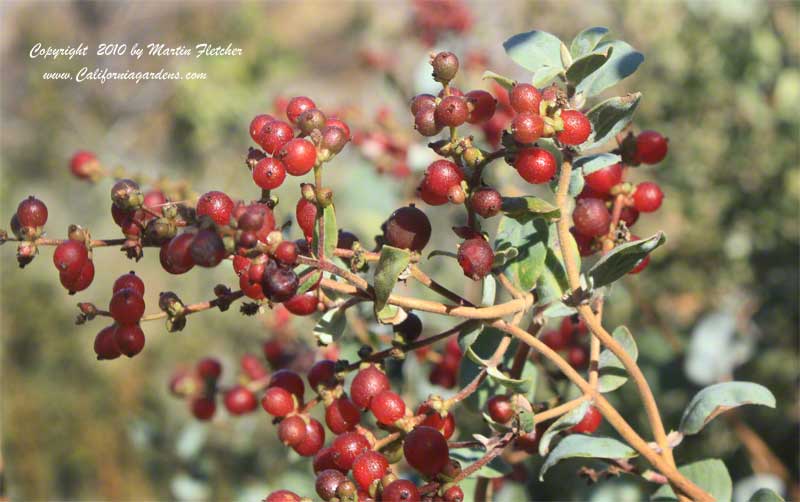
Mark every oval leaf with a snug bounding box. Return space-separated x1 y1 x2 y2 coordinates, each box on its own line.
372 246 411 315
679 381 776 435
651 459 732 501
567 50 612 91
313 308 347 346
450 447 511 478
540 435 637 480
312 204 338 260
587 232 665 288
501 196 560 221
580 93 642 151
503 30 564 73
570 27 610 59
598 326 638 392
748 488 785 502
482 70 516 91
574 153 621 176
577 40 644 97
494 216 548 292
538 399 591 455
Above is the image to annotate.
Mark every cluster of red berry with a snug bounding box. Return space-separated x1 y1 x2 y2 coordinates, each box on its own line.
93 272 146 358
410 0 472 47
540 317 591 370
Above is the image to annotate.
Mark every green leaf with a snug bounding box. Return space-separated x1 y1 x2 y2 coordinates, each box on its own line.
581 93 642 151
450 447 511 478
503 30 564 73
501 196 560 221
587 232 665 288
487 366 534 394
570 27 610 59
651 459 732 501
540 435 637 480
457 321 485 353
567 50 612 92
494 216 548 292
481 276 497 307
458 328 516 412
482 70 516 91
542 302 577 319
577 40 644 97
296 266 322 295
311 204 338 259
313 308 347 346
550 162 585 197
574 153 621 176
372 246 411 315
679 382 776 435
598 326 638 392
536 220 574 304
538 399 591 455
748 488 785 502
532 65 565 87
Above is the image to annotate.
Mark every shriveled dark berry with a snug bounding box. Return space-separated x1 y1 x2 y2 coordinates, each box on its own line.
189 229 226 268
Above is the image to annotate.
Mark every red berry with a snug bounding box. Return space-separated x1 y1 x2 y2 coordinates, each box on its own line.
196 190 234 226
568 345 589 369
383 205 432 252
321 125 349 154
263 264 299 302
620 206 640 228
278 138 317 176
434 96 468 127
69 150 98 179
419 160 464 206
52 240 89 280
514 147 556 184
274 240 298 266
189 229 226 268
325 396 361 434
253 157 287 190
278 415 308 446
443 485 465 502
457 237 494 280
293 418 326 457
382 480 420 502
633 182 664 212
113 271 145 296
269 369 305 400
331 431 371 472
557 110 592 145
241 353 269 380
572 198 611 237
410 93 437 116
191 396 216 421
431 51 459 82
350 364 390 409
17 196 48 227
511 112 544 144
297 108 327 135
465 90 496 124
470 187 503 218
113 323 145 357
352 451 389 491
239 269 266 299
109 288 145 325
417 404 456 440
249 114 274 144
259 120 294 154
284 291 317 315
163 233 196 274
560 316 588 337
570 227 596 257
313 447 340 474
510 83 542 114
143 190 167 216
308 360 338 391
296 197 317 239
487 395 514 423
370 390 406 425
286 96 316 123
584 163 623 194
315 469 346 501
265 490 301 502
570 405 602 433
60 259 94 293
325 118 351 141
224 385 258 415
414 107 442 137
541 329 571 351
196 357 222 380
403 426 449 477
94 325 121 360
262 386 296 417
634 130 668 164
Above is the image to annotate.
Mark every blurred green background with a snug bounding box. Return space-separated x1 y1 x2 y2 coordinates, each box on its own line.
1 1 797 501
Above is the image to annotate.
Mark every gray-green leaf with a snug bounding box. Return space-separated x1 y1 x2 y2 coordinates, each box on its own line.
450 447 511 478
679 381 776 435
494 216 548 292
577 40 644 98
311 204 338 259
651 459 732 501
567 50 613 93
748 488 785 502
482 70 516 91
313 308 347 346
501 196 560 221
503 30 564 73
587 232 665 288
372 246 411 315
581 93 642 151
570 27 610 59
598 326 638 392
538 399 591 455
574 153 621 176
540 435 637 480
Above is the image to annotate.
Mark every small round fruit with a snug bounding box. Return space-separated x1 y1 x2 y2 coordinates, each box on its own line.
619 206 640 228
189 229 226 268
395 312 423 342
259 120 294 154
410 93 437 115
557 109 592 145
510 83 542 113
296 197 317 239
224 385 258 415
321 125 348 154
570 405 602 434
572 198 611 237
196 357 222 380
634 130 668 164
370 390 406 425
262 386 295 417
382 480 420 502
352 451 389 491
253 157 287 190
265 490 301 502
568 345 589 369
17 196 48 227
443 485 465 502
293 418 325 457
414 107 442 137
263 265 299 302
403 426 449 477
113 323 145 357
284 291 317 315
350 364 390 409
457 238 494 280
541 329 571 351
274 240 298 266
69 150 98 179
113 271 145 296
297 108 327 135
431 51 459 82
249 114 274 144
560 316 587 337
418 160 464 206
584 162 623 195
632 182 664 213
417 403 456 440
308 359 338 390
383 205 432 252
278 138 317 176
434 96 468 127
511 112 544 144
313 447 340 474
269 369 305 400
286 96 316 124
470 187 502 218
191 396 216 421
487 395 514 423
53 240 89 280
331 431 371 471
325 397 361 434
515 147 556 184
163 233 196 274
196 191 234 226
94 325 121 360
60 259 94 293
109 288 145 325
278 415 308 446
325 118 351 141
315 469 346 501
465 90 496 124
